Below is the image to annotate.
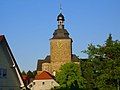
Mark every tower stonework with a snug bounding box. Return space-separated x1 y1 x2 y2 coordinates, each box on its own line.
50 39 72 63
37 13 80 75
50 39 72 71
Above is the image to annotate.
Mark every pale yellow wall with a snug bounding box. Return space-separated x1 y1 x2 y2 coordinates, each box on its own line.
28 79 60 90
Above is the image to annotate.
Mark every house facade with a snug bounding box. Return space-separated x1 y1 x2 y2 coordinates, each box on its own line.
28 71 59 90
0 35 26 90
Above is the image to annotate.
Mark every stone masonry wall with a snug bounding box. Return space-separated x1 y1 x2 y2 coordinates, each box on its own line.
50 39 72 73
42 63 51 73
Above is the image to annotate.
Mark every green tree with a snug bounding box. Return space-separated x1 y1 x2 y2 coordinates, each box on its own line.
81 59 97 89
55 62 87 90
21 70 26 75
27 70 34 78
33 70 37 77
82 34 120 89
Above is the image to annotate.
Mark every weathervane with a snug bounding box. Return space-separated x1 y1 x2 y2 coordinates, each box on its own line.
59 0 62 13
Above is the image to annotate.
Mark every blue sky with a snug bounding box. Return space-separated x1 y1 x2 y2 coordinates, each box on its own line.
0 0 120 71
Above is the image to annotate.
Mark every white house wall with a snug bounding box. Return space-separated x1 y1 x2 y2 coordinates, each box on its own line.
28 79 60 90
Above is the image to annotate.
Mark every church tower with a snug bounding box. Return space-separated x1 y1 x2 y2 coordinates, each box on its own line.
50 13 72 73
37 13 80 75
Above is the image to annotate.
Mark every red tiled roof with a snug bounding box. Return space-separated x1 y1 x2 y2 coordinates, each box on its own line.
35 71 53 80
0 35 4 42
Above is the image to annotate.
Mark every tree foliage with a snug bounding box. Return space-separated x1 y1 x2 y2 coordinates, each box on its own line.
81 34 120 89
27 70 34 78
21 70 37 78
55 62 87 90
21 70 26 75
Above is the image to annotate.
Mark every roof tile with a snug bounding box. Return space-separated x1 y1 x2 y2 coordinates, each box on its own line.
35 71 53 80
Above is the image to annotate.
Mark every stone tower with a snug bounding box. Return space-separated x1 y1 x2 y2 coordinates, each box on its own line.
50 13 72 73
37 13 80 75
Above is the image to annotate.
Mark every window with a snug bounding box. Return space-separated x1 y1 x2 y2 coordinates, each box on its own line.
0 68 7 78
33 82 35 85
42 82 45 85
29 84 33 88
3 69 7 77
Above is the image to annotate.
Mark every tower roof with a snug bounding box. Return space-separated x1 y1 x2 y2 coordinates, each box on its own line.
51 13 71 39
52 28 70 39
57 13 65 21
